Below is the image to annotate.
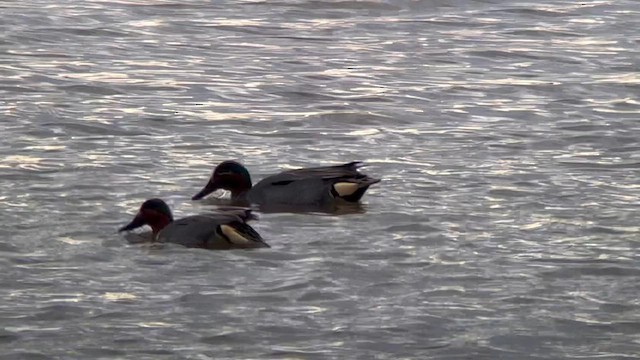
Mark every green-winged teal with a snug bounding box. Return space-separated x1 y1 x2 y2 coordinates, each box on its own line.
118 198 269 250
191 161 380 208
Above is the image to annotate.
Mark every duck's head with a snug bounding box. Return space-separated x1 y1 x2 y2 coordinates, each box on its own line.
192 161 252 200
118 198 174 235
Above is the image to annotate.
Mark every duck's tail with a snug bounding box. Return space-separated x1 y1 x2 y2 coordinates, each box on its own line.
331 176 381 202
217 221 270 248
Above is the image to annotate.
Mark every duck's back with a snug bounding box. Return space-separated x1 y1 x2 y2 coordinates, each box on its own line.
247 162 379 206
249 176 333 206
156 215 225 248
157 212 267 250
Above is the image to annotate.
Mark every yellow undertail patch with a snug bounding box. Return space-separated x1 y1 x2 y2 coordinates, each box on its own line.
333 182 359 197
220 224 252 245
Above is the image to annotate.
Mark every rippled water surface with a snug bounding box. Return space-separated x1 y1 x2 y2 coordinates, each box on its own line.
2 0 640 358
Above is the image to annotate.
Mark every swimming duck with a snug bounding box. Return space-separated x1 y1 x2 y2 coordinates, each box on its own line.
191 161 380 208
118 198 269 250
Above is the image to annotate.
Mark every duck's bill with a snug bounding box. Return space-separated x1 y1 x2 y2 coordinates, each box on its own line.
118 214 146 232
191 182 218 200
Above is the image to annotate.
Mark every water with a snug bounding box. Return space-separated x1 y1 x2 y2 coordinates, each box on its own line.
1 0 640 358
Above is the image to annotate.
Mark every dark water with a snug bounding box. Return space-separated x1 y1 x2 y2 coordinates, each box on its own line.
2 0 640 358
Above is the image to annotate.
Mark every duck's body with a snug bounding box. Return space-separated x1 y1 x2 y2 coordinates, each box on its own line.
156 212 266 250
119 199 269 250
192 161 380 209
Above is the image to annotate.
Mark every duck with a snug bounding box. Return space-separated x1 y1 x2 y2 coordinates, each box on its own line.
118 198 269 250
191 161 380 209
